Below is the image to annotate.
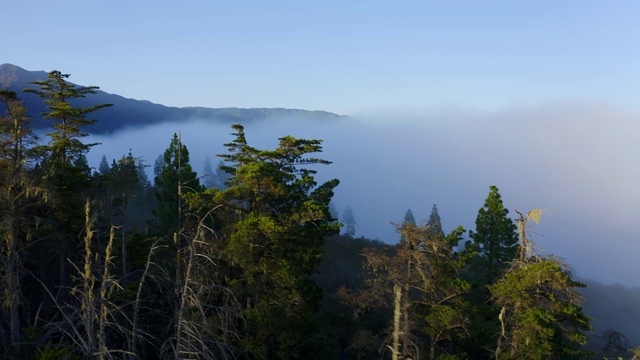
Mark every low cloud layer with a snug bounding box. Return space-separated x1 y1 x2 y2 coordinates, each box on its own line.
85 102 640 286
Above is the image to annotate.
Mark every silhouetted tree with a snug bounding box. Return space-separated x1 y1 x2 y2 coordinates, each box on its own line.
343 206 356 237
466 186 518 285
23 70 111 290
426 204 444 238
153 133 201 236
98 154 110 175
403 209 416 227
202 155 215 189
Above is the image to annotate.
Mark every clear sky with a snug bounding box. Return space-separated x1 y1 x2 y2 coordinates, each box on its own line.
3 0 640 115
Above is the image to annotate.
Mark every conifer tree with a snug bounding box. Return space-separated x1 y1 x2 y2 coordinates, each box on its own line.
108 152 140 277
214 124 340 358
400 209 416 242
98 155 110 175
23 71 111 290
23 70 112 164
202 155 216 189
461 186 518 359
403 208 416 227
426 204 444 238
213 160 229 190
153 133 201 237
342 206 356 237
467 186 518 285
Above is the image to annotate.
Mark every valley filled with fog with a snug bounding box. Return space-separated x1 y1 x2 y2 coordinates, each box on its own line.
85 101 640 287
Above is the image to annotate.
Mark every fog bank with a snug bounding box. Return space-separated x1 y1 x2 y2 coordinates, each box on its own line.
85 102 640 286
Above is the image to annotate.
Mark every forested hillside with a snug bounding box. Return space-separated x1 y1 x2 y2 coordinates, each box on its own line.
0 69 636 359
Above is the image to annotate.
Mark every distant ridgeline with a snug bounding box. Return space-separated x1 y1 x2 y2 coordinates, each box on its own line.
0 63 350 134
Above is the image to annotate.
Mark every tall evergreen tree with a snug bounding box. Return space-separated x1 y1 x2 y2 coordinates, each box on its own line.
23 71 111 290
213 160 229 190
342 206 356 237
403 208 416 227
466 186 518 285
23 70 112 164
400 208 416 243
460 186 518 359
98 154 110 175
214 124 340 358
153 154 165 181
108 152 140 277
426 204 444 238
153 133 201 237
328 201 339 222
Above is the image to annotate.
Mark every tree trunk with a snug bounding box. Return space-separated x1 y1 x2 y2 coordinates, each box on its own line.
391 283 402 360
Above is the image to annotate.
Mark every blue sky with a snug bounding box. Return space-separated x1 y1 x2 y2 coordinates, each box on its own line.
4 1 640 115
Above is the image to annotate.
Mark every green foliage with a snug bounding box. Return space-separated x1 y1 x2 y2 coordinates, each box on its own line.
23 70 111 164
355 220 471 359
490 259 591 359
213 124 340 358
153 133 201 235
108 152 140 203
0 78 603 360
0 90 39 169
36 342 81 360
466 185 518 285
490 210 591 360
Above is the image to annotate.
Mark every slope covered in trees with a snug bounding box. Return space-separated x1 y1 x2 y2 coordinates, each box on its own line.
0 68 633 359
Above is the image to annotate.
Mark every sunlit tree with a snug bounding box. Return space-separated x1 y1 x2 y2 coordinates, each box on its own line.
214 124 340 358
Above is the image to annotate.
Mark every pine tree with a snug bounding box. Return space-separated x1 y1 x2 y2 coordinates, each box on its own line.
23 71 111 290
426 204 444 238
98 155 110 175
214 124 340 358
467 186 518 285
213 160 229 190
153 133 201 237
403 209 416 227
400 209 416 242
202 155 215 189
328 201 339 222
108 152 140 277
460 186 519 359
342 206 356 237
23 70 112 164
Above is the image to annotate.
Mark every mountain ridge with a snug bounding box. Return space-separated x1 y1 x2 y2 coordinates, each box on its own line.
0 63 350 134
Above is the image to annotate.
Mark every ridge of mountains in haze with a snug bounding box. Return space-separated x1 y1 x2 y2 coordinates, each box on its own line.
0 63 350 134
